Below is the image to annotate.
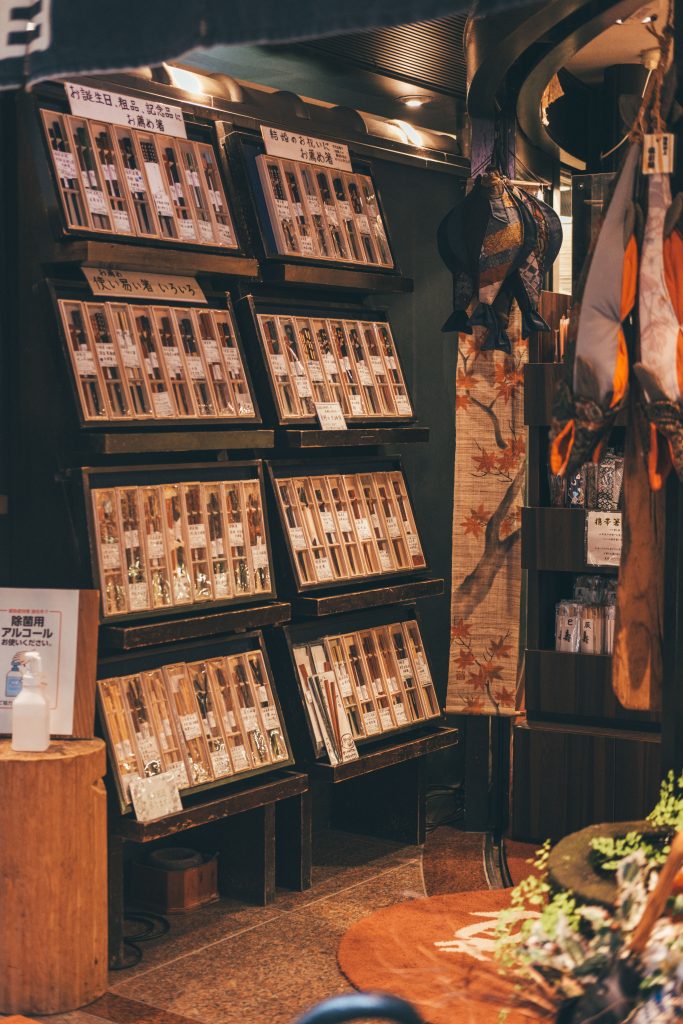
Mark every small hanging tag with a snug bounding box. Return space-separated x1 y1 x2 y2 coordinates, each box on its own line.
642 133 675 174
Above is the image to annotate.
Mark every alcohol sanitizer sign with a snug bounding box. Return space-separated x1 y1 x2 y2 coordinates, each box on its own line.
0 588 79 735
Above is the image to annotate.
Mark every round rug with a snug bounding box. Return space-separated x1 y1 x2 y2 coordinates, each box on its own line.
338 889 550 1024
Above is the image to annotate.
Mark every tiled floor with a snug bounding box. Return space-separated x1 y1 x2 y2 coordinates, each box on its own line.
45 831 426 1024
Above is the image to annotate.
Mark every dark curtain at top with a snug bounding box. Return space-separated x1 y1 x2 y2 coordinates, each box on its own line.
0 0 540 89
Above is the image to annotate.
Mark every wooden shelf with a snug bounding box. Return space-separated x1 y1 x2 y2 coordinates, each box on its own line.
77 428 275 456
111 769 308 842
259 261 413 294
42 239 259 279
292 577 444 617
310 725 459 783
525 649 660 728
279 426 428 448
99 601 291 651
524 363 627 427
522 507 618 573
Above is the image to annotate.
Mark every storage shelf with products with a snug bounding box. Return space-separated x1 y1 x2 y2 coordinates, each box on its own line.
236 294 416 428
97 631 294 814
276 606 442 767
78 461 275 622
512 292 661 841
52 287 261 429
223 124 401 280
266 458 428 594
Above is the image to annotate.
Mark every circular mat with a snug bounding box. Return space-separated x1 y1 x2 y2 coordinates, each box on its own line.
338 889 550 1024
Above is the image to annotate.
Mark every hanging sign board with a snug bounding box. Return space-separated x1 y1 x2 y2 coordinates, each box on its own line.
261 125 352 172
585 511 623 567
0 588 98 737
65 81 187 138
82 267 206 303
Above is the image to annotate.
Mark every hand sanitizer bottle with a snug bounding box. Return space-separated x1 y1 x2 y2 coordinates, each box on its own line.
5 655 24 699
12 653 50 752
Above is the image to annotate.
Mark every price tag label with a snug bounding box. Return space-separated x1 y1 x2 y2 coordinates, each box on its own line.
129 771 183 822
643 133 675 174
315 401 347 431
585 510 622 566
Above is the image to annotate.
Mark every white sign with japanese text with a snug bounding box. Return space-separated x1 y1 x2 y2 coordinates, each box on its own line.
82 267 206 303
585 511 623 567
261 125 352 172
0 588 79 735
315 402 348 431
65 82 187 139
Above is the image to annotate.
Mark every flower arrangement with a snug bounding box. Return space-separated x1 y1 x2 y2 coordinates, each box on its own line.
494 776 683 1022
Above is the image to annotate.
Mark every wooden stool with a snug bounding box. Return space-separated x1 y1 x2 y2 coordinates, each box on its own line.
0 739 108 1014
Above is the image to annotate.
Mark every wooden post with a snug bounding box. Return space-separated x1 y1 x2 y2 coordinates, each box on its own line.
0 739 108 1014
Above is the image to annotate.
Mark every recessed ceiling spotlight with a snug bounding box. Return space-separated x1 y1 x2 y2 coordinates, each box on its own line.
399 95 428 109
615 17 624 23
642 13 657 22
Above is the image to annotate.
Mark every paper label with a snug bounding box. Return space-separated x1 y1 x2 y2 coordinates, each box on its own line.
308 361 324 382
128 582 148 610
394 704 408 725
82 266 206 303
231 745 249 772
315 401 347 431
85 188 108 216
378 548 393 572
358 214 371 233
364 710 380 733
324 205 339 227
213 571 230 597
146 531 166 560
65 82 188 138
395 393 412 415
94 342 118 368
211 750 232 778
356 363 373 386
187 522 207 549
643 133 675 174
53 149 78 180
124 529 140 549
152 391 174 417
73 349 98 376
224 349 243 375
168 760 189 788
336 510 352 532
585 510 622 567
216 222 234 247
179 712 202 741
185 355 206 380
202 338 220 363
112 208 132 233
397 657 413 680
129 771 183 822
137 735 161 764
370 355 385 375
117 332 140 368
270 353 288 377
261 125 352 172
162 348 183 373
295 375 313 399
379 707 394 730
406 533 422 556
178 217 197 240
314 556 334 581
289 526 308 551
355 518 372 542
385 515 401 539
198 219 215 243
415 656 431 684
241 706 259 731
262 706 280 730
319 511 335 533
322 353 338 376
349 394 364 416
251 544 270 571
228 522 244 546
101 543 121 569
124 167 146 193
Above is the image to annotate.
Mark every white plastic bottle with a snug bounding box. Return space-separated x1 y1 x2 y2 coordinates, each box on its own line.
11 654 50 752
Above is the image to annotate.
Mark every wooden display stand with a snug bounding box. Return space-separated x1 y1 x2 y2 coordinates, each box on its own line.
312 726 459 845
0 739 108 1014
108 769 311 968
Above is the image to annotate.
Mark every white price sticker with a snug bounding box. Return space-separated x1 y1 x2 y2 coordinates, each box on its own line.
146 531 166 559
152 391 175 417
85 188 108 216
289 526 308 551
187 522 207 549
94 342 119 368
228 522 244 546
53 150 78 181
315 401 347 431
73 349 98 376
241 706 259 731
179 712 202 741
101 543 121 570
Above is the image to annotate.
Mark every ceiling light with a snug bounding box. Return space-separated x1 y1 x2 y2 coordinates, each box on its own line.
392 119 424 147
164 65 205 95
642 13 657 22
615 17 624 23
399 95 427 109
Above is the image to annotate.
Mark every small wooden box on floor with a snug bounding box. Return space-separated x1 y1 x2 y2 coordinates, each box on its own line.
0 739 108 1014
129 855 219 914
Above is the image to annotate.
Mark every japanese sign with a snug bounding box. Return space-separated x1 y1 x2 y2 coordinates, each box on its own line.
643 133 675 175
315 401 348 431
129 772 183 822
585 511 623 567
261 125 352 172
82 267 206 303
0 588 79 735
65 81 187 139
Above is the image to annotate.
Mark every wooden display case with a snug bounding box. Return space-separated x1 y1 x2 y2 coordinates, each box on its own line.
50 281 262 431
78 460 276 622
274 605 442 766
221 124 404 284
97 630 294 814
236 293 416 428
266 457 429 595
